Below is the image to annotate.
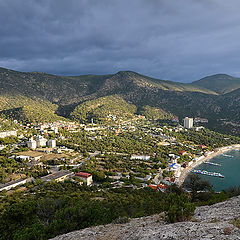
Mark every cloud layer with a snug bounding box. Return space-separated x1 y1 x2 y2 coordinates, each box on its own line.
1 0 240 82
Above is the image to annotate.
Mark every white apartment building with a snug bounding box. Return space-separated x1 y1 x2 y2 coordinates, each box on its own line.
27 137 37 149
48 139 56 148
184 117 193 129
36 136 47 147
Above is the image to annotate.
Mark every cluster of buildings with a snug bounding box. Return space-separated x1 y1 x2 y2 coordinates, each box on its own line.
183 117 207 131
27 136 56 149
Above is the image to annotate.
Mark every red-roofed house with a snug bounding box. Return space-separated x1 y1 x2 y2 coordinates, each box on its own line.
157 184 167 190
149 184 167 192
178 150 187 155
149 184 158 190
75 172 93 186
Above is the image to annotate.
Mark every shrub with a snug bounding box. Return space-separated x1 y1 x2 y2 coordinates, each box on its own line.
164 193 195 223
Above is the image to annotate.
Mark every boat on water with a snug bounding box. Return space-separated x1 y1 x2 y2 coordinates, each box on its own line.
222 154 233 158
204 162 221 166
191 169 225 178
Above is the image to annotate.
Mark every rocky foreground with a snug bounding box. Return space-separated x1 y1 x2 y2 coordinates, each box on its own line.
51 196 240 240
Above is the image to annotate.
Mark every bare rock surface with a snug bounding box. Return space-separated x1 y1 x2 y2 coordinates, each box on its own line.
51 196 240 240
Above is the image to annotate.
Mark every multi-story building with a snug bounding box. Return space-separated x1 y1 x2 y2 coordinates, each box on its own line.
184 117 193 129
27 137 37 149
36 136 47 147
48 139 56 148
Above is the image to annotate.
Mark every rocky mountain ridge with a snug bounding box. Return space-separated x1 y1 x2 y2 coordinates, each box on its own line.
51 195 240 240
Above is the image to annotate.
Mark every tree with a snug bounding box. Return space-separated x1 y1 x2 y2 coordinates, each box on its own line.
164 193 195 223
183 174 212 199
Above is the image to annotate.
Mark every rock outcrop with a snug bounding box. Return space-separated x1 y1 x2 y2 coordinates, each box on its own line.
51 196 240 240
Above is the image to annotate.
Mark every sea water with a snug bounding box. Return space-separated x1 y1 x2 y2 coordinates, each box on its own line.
187 150 240 191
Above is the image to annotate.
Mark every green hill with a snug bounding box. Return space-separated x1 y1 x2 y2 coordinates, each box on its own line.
0 67 240 134
192 74 240 94
71 95 137 123
0 94 64 123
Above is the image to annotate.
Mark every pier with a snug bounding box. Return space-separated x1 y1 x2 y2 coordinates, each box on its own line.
204 162 221 166
191 169 225 178
222 154 233 158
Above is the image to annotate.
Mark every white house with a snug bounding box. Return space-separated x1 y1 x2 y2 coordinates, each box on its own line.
75 172 93 186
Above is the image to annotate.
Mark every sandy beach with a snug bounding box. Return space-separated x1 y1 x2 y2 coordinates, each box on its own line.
176 144 240 186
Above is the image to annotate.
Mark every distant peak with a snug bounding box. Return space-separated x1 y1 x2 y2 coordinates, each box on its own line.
200 73 235 80
115 70 139 75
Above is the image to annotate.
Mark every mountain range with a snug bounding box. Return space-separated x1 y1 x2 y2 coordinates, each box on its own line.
0 67 239 134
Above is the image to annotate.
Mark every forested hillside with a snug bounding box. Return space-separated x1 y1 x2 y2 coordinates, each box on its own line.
0 67 240 134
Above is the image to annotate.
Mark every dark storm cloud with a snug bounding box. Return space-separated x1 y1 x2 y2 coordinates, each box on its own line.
1 0 240 82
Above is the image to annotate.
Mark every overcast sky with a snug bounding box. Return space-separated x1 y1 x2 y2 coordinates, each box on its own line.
1 0 240 82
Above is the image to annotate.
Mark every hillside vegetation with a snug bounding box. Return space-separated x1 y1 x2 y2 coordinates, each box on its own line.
71 95 137 123
0 67 240 134
0 95 64 123
193 74 240 94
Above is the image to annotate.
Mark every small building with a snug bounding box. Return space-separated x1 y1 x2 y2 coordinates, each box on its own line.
130 155 151 161
169 163 181 171
172 117 179 122
199 145 208 149
178 150 187 155
16 155 30 161
51 126 58 134
194 117 208 123
0 130 17 139
75 172 93 186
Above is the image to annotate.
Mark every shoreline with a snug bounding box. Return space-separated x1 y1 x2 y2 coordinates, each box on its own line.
176 144 240 186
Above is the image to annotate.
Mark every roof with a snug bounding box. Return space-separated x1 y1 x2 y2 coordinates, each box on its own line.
199 145 207 148
41 170 72 182
149 184 158 190
75 172 92 178
170 163 176 168
157 184 167 190
178 150 186 154
0 177 33 190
